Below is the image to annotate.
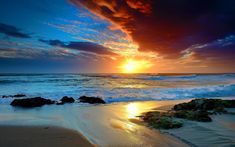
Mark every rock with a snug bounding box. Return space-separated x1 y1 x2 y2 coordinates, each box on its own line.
142 111 183 129
174 110 212 122
173 102 195 111
212 106 227 114
79 96 106 104
173 99 225 111
222 100 235 108
13 94 26 97
60 96 75 103
141 98 235 130
10 97 55 107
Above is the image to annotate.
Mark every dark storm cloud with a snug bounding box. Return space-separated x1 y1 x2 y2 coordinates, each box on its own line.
39 39 117 56
70 0 235 58
0 23 31 38
184 35 235 61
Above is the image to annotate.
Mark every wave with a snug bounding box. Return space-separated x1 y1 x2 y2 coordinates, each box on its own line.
0 74 235 104
0 84 235 104
1 73 234 83
80 73 199 80
81 73 235 81
105 83 235 103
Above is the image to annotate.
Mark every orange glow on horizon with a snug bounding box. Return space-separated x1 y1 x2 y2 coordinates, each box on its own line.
119 59 153 73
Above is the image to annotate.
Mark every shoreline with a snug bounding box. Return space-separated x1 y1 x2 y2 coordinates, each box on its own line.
0 99 234 146
0 99 190 146
0 125 94 147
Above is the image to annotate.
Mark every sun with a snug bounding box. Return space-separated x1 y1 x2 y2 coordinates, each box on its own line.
122 59 138 73
120 59 153 73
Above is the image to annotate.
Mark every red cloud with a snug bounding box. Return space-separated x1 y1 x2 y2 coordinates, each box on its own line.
70 0 235 58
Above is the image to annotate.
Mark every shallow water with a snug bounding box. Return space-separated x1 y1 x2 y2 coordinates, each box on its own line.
0 73 235 104
0 100 189 146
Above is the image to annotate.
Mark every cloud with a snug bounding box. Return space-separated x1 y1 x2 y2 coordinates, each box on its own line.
0 47 51 59
182 35 235 61
39 39 117 56
0 22 31 38
70 0 235 58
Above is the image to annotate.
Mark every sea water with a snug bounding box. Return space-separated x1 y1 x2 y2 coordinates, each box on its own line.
0 73 235 104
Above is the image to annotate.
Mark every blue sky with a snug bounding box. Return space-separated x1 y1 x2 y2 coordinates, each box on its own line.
0 0 127 73
0 0 235 73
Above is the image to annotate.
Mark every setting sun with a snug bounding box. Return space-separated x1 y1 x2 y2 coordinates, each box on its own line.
120 59 153 73
122 59 138 73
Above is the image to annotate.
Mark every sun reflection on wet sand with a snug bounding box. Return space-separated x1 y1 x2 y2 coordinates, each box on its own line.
125 102 167 119
126 103 140 119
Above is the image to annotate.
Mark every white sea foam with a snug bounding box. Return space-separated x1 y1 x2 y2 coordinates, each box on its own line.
0 73 235 104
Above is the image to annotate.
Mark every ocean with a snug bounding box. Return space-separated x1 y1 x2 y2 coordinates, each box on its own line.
0 73 235 104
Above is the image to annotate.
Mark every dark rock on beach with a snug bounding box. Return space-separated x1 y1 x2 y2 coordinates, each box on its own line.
60 96 75 103
174 110 212 122
79 96 106 104
221 99 235 108
10 97 55 108
173 99 235 112
142 111 183 129
171 98 235 122
141 98 235 130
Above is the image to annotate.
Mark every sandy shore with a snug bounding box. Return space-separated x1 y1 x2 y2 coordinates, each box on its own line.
0 125 93 147
0 99 234 146
160 109 235 147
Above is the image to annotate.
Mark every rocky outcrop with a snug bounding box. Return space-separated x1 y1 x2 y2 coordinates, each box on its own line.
79 96 106 104
60 96 75 103
10 97 55 107
173 99 235 112
141 98 235 130
174 110 212 122
142 111 183 129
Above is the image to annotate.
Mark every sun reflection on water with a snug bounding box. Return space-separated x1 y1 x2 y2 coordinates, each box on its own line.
126 103 140 119
126 102 159 119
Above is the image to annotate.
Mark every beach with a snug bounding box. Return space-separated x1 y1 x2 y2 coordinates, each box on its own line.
0 99 234 146
0 126 93 147
0 0 234 145
0 73 235 146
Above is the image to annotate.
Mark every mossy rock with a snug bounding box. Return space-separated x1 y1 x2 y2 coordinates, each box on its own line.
143 111 182 129
173 99 235 112
141 99 235 130
173 99 225 111
174 110 212 122
221 100 235 108
212 106 227 114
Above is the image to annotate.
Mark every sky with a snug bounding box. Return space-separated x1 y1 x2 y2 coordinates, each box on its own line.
0 0 235 73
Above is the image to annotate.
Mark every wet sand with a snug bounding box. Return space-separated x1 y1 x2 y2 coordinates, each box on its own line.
0 100 189 147
0 99 234 146
162 109 235 146
0 125 93 147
